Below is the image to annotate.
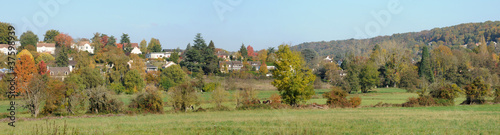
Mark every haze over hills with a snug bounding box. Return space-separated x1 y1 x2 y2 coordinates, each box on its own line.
291 21 500 60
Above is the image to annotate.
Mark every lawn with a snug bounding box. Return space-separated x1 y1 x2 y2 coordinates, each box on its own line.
1 88 498 134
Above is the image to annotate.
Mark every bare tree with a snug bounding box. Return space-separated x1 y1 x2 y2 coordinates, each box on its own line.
23 75 46 117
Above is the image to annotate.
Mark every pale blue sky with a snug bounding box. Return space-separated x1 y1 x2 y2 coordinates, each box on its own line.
2 0 500 51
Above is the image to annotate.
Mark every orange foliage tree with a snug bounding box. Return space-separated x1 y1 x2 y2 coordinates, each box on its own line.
54 33 73 48
247 45 257 60
15 54 38 93
37 60 49 75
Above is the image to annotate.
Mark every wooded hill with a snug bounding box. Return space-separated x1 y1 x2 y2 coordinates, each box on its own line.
292 21 500 60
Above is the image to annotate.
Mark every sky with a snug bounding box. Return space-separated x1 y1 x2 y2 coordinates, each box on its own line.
2 0 500 51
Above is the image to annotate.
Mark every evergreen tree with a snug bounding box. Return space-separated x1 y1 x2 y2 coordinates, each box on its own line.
239 44 248 59
418 46 434 83
56 47 69 67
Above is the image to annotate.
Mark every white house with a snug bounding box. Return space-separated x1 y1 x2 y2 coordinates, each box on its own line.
0 44 17 55
146 52 171 59
72 41 94 54
162 61 177 68
130 47 142 54
37 43 56 54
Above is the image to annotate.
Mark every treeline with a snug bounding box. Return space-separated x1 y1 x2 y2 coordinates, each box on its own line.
292 21 500 60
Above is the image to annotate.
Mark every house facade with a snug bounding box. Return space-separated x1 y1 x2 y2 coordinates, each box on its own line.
146 52 171 59
72 41 94 54
48 66 71 81
37 43 56 54
130 47 142 54
0 44 16 55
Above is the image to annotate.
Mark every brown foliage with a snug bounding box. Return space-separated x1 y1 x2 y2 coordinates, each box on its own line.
15 54 37 93
322 87 361 108
54 33 73 48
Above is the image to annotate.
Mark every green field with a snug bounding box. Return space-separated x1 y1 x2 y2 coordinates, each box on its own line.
1 88 499 134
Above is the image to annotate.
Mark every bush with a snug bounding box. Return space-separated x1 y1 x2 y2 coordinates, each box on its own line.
322 87 361 108
108 82 125 94
462 77 491 104
128 85 164 113
203 82 220 92
87 86 123 114
402 95 436 107
429 83 461 105
211 85 230 109
168 82 200 112
235 86 265 110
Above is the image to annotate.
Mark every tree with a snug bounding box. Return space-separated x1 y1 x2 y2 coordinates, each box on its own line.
124 69 145 94
54 33 73 48
160 65 187 91
16 49 34 59
121 33 132 53
42 79 66 115
91 33 103 52
87 85 123 114
107 35 116 46
0 22 16 44
129 54 146 77
15 54 37 93
359 62 380 93
80 67 104 89
239 44 248 59
419 46 434 83
140 39 147 53
301 49 318 69
64 73 86 114
259 62 268 75
20 31 39 51
247 45 257 60
128 85 164 113
43 29 60 43
211 86 230 109
55 47 69 67
257 49 268 62
462 77 491 104
23 74 46 117
35 52 55 64
37 60 49 75
193 33 207 50
208 40 215 52
168 48 180 63
168 82 200 112
271 44 316 105
147 38 162 52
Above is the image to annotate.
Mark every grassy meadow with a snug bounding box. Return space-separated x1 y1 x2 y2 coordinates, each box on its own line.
1 88 499 134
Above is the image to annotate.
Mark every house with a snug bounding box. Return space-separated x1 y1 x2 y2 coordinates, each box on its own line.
216 51 230 61
146 52 171 59
48 66 71 81
248 61 262 71
72 41 94 54
130 47 142 54
146 64 158 72
68 60 77 71
324 56 334 63
37 43 56 54
0 44 17 55
219 61 243 73
267 66 276 70
162 61 177 68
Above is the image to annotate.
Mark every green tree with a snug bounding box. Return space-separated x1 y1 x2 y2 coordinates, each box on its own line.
301 49 318 68
64 73 86 114
359 62 379 93
124 69 145 94
107 35 116 46
55 47 69 67
160 65 187 91
91 33 104 53
43 29 60 43
239 44 248 59
271 44 316 105
35 52 55 64
168 48 180 63
147 38 162 52
140 39 147 53
20 31 39 51
0 22 16 44
120 33 131 53
419 46 434 83
463 77 491 104
80 67 104 89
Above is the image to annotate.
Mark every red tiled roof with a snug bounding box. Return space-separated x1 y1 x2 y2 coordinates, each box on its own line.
116 43 138 49
0 44 9 48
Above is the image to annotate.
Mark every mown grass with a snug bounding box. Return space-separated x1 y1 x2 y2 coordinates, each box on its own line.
1 88 498 134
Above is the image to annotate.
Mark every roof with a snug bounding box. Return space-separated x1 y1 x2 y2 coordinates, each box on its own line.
162 49 183 52
37 43 56 47
116 43 139 49
0 44 10 48
68 60 77 66
48 67 70 76
77 41 91 46
146 64 157 68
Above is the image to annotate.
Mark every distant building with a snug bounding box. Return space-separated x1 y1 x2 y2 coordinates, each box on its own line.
162 61 177 69
146 64 158 72
116 43 139 51
72 41 94 54
37 43 56 54
219 61 262 73
146 52 171 59
216 51 230 61
130 47 142 54
48 66 71 81
0 44 16 55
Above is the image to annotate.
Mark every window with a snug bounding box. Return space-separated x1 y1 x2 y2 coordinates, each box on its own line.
65 72 68 75
50 72 54 75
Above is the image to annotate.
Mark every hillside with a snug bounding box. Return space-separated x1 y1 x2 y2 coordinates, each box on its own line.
292 21 500 60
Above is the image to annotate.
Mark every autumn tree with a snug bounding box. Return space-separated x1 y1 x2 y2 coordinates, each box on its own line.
129 53 146 78
168 82 200 112
257 49 268 62
24 74 45 117
64 73 86 114
140 39 147 53
247 45 257 60
54 33 73 48
35 52 55 64
37 60 49 75
211 85 230 109
20 31 39 51
462 77 491 104
43 29 60 43
271 44 316 105
15 53 37 93
259 61 268 76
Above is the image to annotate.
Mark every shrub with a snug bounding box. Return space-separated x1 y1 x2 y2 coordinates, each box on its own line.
211 85 230 109
108 82 125 94
87 86 123 114
322 87 360 108
203 82 221 92
236 86 265 110
168 82 200 112
402 95 436 107
429 83 461 105
462 77 491 104
129 85 164 113
402 97 419 107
